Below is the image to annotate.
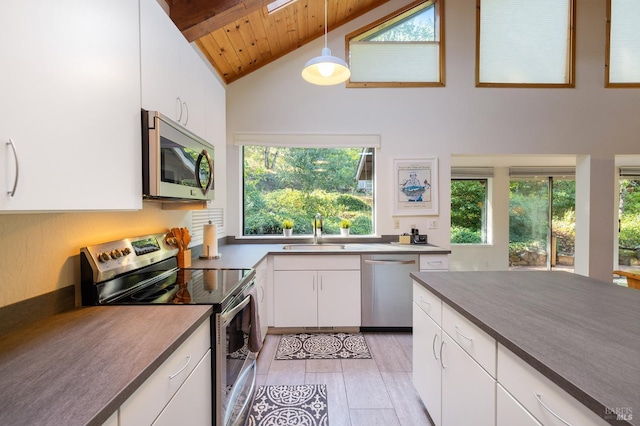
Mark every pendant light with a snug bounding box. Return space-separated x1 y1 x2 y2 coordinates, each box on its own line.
301 0 351 85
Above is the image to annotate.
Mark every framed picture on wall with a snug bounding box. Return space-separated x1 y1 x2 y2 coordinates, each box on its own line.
393 158 438 216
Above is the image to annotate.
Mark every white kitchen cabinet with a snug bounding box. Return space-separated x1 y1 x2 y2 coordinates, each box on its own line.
273 255 361 328
419 254 450 271
102 411 118 426
497 384 541 426
441 332 495 426
497 344 609 426
0 0 142 211
274 270 361 327
153 350 212 426
255 257 270 341
412 281 495 426
140 0 207 137
120 320 210 426
412 296 442 426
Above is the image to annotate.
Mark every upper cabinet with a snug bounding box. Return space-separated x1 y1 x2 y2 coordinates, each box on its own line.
140 0 208 138
0 0 142 211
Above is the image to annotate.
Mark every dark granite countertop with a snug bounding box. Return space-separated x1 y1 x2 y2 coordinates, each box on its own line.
411 271 640 426
188 242 450 269
0 305 212 426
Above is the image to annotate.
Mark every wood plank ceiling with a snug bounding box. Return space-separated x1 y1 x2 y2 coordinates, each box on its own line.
166 0 391 84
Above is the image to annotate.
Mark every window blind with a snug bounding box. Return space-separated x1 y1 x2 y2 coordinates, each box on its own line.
478 0 572 84
451 167 494 179
609 0 640 83
233 133 381 148
509 167 575 178
349 42 440 83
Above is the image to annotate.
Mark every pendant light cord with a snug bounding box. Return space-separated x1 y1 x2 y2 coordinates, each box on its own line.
324 0 328 49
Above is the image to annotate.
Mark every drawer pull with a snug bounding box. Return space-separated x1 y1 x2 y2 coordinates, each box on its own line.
454 325 473 342
439 341 447 369
427 261 443 265
169 355 192 379
420 296 430 311
432 334 440 360
534 393 572 426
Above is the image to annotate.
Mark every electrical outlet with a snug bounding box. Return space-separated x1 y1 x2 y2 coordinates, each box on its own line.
393 218 400 229
428 219 438 229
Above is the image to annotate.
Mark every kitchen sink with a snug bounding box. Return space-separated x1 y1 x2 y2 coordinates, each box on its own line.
282 244 346 250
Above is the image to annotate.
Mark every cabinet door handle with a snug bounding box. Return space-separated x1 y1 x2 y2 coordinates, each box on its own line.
432 333 440 360
364 259 416 265
176 96 183 122
319 275 323 291
534 393 572 426
427 261 443 266
312 275 315 292
454 325 473 342
168 355 192 379
420 296 430 312
6 139 19 197
258 285 264 303
439 340 447 369
182 101 189 125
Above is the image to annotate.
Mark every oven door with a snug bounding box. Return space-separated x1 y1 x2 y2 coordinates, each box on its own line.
217 285 258 426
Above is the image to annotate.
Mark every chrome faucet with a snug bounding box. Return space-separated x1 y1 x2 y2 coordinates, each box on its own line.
313 213 323 244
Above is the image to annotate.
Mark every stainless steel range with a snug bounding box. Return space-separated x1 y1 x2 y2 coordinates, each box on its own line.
80 232 259 426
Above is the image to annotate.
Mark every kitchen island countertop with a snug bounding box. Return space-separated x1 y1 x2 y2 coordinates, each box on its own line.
0 304 212 426
411 270 640 426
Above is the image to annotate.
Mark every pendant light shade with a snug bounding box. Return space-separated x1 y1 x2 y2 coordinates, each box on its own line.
302 0 350 85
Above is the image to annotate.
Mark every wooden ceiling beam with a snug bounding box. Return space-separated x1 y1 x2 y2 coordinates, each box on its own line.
169 0 270 42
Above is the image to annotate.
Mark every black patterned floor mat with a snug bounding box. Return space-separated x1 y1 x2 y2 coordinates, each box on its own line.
248 384 328 426
275 333 371 360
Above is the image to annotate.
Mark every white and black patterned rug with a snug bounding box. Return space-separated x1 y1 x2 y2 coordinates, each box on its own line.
248 384 328 426
275 333 371 360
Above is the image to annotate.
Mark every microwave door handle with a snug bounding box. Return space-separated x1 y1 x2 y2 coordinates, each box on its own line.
195 149 213 195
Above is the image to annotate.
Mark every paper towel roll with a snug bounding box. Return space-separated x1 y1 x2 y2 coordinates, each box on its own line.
203 270 218 292
201 222 220 259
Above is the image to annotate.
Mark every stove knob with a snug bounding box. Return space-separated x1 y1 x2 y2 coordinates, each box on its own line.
122 247 132 256
98 252 110 262
110 249 122 259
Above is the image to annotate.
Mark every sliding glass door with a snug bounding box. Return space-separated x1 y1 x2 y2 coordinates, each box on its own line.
509 171 575 272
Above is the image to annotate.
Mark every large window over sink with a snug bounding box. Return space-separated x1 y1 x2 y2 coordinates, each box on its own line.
239 135 377 237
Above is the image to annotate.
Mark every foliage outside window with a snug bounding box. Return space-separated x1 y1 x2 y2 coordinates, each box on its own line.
619 177 640 266
477 0 575 87
606 0 640 86
243 146 374 236
346 0 444 87
451 179 488 244
509 178 575 269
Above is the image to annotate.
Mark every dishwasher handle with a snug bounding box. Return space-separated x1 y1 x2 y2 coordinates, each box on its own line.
363 259 416 265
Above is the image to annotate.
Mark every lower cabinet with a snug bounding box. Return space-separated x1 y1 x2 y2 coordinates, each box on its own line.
412 301 442 425
441 332 495 426
254 257 270 340
119 320 211 426
274 269 361 327
413 281 495 426
153 350 212 426
413 281 611 426
272 255 361 328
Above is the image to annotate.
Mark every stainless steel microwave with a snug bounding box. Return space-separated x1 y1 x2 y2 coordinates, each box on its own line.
142 110 214 202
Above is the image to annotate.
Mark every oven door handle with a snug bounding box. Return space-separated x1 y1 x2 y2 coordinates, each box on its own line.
222 294 251 327
228 359 257 426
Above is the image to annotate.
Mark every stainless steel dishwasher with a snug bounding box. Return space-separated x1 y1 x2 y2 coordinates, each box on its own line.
361 254 419 330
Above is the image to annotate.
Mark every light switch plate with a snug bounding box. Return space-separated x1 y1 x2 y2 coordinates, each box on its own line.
428 219 438 229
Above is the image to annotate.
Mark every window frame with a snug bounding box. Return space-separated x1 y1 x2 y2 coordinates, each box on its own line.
475 0 576 88
345 0 445 88
239 142 378 238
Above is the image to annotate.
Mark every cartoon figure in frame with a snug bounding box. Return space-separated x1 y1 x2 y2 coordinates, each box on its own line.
400 170 431 202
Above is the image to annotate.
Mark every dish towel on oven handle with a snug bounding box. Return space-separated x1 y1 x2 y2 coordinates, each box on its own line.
241 285 263 353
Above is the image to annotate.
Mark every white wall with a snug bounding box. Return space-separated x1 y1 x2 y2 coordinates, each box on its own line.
225 0 640 281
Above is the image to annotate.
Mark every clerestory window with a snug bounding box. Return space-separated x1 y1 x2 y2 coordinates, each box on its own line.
606 0 640 86
346 0 444 87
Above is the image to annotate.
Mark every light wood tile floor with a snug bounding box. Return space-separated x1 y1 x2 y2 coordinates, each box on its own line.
255 332 431 426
